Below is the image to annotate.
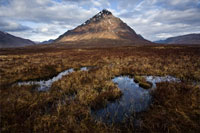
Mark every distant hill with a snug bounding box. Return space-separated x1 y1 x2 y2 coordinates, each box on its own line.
55 9 150 44
0 31 35 48
40 39 54 44
155 33 200 44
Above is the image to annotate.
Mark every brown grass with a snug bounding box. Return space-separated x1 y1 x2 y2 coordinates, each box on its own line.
140 82 200 132
0 44 200 132
134 76 152 89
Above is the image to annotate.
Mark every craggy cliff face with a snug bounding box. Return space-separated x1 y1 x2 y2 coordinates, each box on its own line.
56 9 148 43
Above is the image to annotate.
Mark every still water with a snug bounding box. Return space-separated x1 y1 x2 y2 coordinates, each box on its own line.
92 75 180 123
92 76 152 123
18 67 89 91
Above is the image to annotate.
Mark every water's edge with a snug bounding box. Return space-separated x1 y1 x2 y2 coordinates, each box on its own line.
92 75 180 124
18 67 89 91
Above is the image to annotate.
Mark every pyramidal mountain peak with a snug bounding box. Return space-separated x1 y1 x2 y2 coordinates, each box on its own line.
82 9 112 25
55 9 149 44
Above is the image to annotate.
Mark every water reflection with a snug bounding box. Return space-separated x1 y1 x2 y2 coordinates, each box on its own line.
92 76 152 123
92 75 180 123
18 67 89 91
145 76 180 88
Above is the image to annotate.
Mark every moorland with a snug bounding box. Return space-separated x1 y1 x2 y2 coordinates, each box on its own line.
0 43 200 132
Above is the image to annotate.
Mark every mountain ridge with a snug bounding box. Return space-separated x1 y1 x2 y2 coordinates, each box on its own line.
55 9 150 44
155 33 200 44
0 31 35 48
40 39 54 44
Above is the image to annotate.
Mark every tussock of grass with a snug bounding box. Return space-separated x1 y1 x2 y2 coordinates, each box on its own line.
134 76 144 83
91 88 122 110
134 76 152 89
139 82 152 89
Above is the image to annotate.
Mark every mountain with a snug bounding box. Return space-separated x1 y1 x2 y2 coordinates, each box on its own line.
155 33 200 44
41 39 54 44
55 9 150 44
0 31 35 48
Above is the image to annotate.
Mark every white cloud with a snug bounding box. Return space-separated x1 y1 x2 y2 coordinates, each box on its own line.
116 0 200 41
0 0 100 41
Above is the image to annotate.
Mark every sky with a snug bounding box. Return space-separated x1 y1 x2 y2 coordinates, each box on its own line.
0 0 200 42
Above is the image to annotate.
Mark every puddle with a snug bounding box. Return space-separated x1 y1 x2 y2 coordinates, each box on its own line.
92 75 180 124
144 76 180 88
92 76 152 123
80 67 88 71
18 67 89 91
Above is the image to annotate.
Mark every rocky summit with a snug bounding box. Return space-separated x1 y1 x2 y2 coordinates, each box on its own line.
55 9 149 44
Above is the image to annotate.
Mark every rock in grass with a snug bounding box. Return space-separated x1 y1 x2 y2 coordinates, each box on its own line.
139 81 152 89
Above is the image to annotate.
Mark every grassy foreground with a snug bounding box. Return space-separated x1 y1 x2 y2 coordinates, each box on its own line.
0 44 200 132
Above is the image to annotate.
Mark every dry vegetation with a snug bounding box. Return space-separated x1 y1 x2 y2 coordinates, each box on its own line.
0 44 200 132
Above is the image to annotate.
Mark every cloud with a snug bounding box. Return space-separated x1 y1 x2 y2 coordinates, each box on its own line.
0 20 31 32
159 0 200 10
0 0 109 25
0 0 97 24
0 0 100 41
117 0 200 40
0 0 199 41
120 7 200 41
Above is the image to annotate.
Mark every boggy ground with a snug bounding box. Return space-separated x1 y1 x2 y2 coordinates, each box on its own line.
0 44 200 132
